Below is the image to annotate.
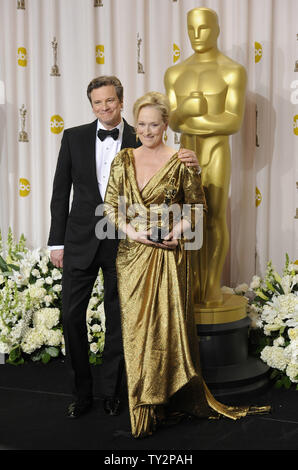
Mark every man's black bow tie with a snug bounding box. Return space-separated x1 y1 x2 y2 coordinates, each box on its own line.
97 128 119 141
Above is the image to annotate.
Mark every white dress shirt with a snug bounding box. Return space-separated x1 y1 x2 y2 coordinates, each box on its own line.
96 118 124 200
49 118 124 251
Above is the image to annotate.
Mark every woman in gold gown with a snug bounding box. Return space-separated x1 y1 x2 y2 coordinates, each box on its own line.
104 92 269 438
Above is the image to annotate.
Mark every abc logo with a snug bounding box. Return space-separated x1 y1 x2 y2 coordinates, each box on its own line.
19 178 30 197
96 45 105 64
17 47 27 66
255 187 262 207
293 115 298 136
173 43 180 63
50 115 64 134
255 42 262 63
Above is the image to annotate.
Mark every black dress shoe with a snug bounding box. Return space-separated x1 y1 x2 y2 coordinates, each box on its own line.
103 397 121 416
67 400 93 419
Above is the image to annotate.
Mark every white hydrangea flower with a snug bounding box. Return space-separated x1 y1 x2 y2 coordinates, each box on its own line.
284 339 298 365
33 308 60 330
21 328 45 354
286 363 298 382
260 345 288 371
43 329 62 347
0 342 10 354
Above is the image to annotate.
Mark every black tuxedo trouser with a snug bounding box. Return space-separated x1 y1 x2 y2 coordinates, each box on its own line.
62 238 124 402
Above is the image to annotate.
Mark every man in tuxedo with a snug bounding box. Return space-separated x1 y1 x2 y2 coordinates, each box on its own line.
48 75 200 419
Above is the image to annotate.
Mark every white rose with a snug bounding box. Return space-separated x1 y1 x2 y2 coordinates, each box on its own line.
44 295 53 306
88 297 98 309
51 268 62 281
31 269 41 278
288 328 298 341
221 286 234 294
235 283 249 294
250 275 261 290
52 284 62 293
28 284 47 300
273 336 285 347
91 324 102 333
90 342 99 354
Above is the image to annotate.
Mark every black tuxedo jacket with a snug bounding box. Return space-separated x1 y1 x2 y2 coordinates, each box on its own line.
48 118 139 269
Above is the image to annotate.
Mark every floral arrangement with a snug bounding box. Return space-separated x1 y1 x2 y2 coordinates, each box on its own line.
222 255 298 389
0 228 105 365
1 227 297 393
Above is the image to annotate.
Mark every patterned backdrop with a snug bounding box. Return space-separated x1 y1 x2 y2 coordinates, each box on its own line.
0 0 297 287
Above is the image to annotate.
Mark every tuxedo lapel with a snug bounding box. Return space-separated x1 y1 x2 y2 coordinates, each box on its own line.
83 119 101 202
121 118 138 150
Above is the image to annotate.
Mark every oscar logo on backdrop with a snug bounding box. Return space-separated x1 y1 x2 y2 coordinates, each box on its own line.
18 104 29 142
137 33 145 74
164 7 269 396
17 0 25 9
50 37 61 77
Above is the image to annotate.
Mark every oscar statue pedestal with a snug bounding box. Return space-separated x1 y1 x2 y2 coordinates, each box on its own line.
195 294 269 399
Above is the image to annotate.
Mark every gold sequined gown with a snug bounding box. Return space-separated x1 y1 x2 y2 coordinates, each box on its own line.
104 148 268 438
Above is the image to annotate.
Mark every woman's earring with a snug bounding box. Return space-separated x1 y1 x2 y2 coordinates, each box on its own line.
136 133 139 142
164 131 168 142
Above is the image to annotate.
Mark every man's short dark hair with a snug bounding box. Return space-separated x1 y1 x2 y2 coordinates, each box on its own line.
87 76 123 103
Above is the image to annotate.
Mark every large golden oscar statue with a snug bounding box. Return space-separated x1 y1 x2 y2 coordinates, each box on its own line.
164 7 268 397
